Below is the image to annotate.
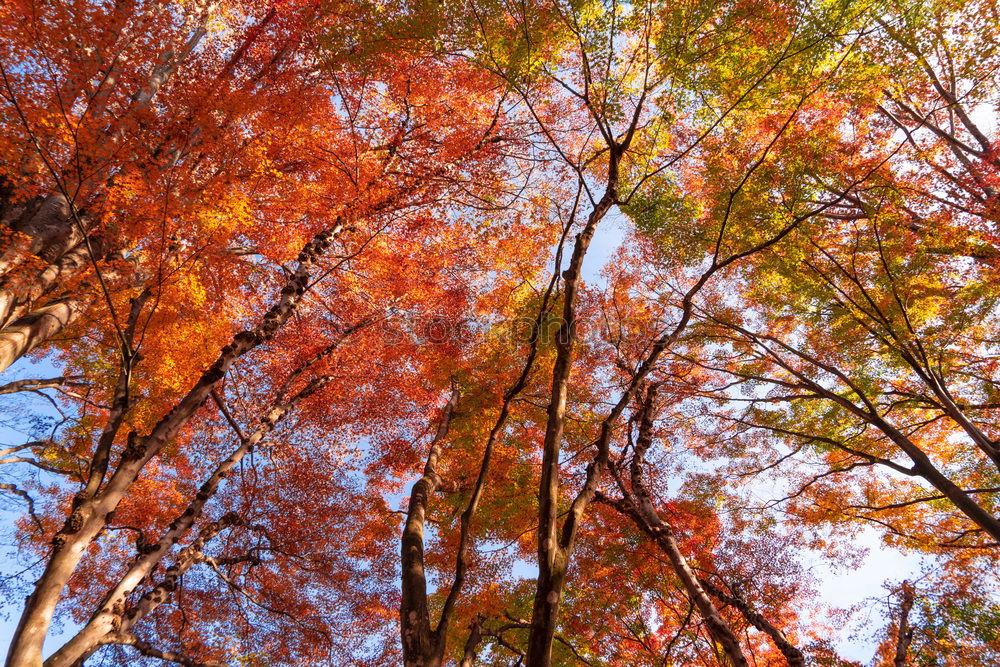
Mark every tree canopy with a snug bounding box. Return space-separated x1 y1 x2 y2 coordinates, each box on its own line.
1 0 999 665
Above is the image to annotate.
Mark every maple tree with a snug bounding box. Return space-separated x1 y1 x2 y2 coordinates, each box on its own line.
680 0 1000 573
2 0 1000 666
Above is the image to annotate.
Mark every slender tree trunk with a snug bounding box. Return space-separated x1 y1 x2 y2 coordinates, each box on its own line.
697 577 805 667
628 499 748 666
45 325 365 667
620 386 748 667
458 616 484 667
400 390 460 667
526 192 615 666
893 581 915 667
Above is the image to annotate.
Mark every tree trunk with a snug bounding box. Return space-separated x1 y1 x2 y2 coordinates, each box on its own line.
622 386 748 667
893 581 915 667
400 390 460 667
44 324 364 667
0 193 81 277
0 296 89 373
0 2 220 375
0 240 93 329
697 577 805 667
526 193 614 667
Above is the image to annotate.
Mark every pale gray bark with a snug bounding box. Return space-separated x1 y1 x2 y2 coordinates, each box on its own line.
0 1 220 374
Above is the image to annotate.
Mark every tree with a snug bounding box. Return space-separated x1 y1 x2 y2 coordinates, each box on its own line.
685 0 1000 559
4 0 1000 666
1 2 538 663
